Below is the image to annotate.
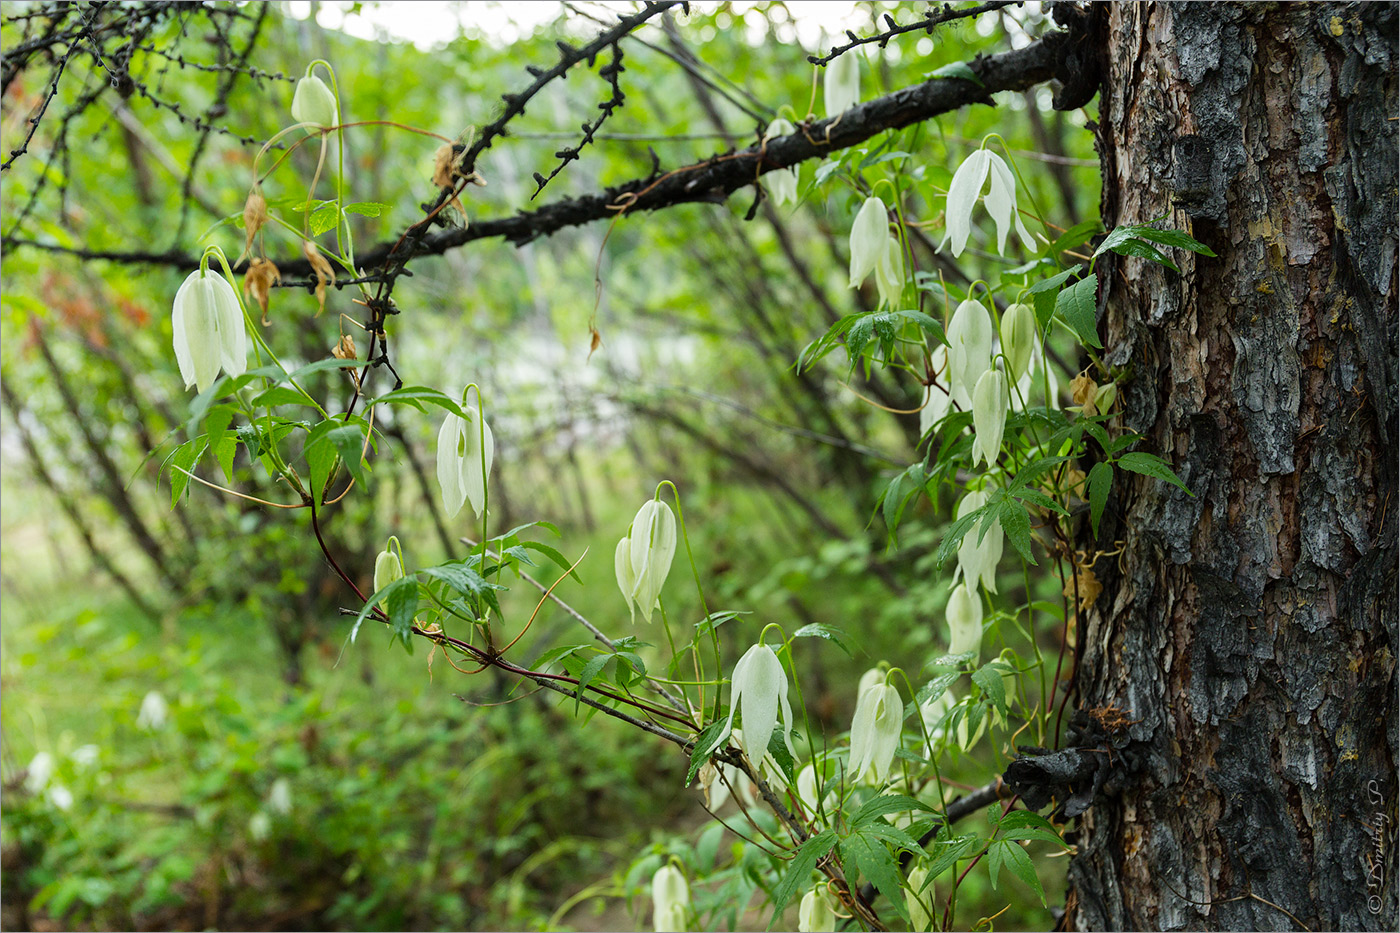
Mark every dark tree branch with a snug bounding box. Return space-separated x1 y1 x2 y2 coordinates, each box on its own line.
4 30 1068 276
807 1 1023 66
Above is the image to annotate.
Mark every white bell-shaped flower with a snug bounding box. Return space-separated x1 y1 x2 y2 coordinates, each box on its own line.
907 865 935 932
848 196 889 288
291 73 338 130
946 299 993 408
652 864 690 933
985 152 1036 255
971 369 1008 467
874 235 905 308
137 690 169 731
616 500 676 624
824 50 860 116
999 302 1036 383
721 644 796 765
24 751 54 793
172 267 247 393
436 406 494 519
955 489 1003 594
848 681 903 784
918 690 955 743
762 118 799 208
946 583 983 660
799 886 839 932
941 149 1034 257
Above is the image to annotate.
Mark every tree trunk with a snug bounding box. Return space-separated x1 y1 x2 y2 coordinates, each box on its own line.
1070 3 1397 930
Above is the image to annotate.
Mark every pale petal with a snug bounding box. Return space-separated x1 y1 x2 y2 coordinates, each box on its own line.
868 684 902 782
291 74 337 129
460 411 493 518
984 153 1015 255
171 272 199 389
848 197 889 288
615 536 637 622
874 235 904 307
735 645 781 764
185 279 221 392
629 500 676 622
824 51 860 117
436 414 466 518
1000 303 1036 383
946 583 983 659
972 369 1008 466
940 149 990 257
848 683 881 782
947 299 993 399
206 270 246 378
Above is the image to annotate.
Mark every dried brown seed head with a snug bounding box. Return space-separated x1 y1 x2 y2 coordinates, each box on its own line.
242 257 281 325
1070 373 1098 415
302 240 336 315
242 188 268 261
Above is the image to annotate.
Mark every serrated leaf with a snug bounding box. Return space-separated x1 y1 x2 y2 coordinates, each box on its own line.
841 833 909 923
997 499 1037 565
1045 219 1102 258
933 506 986 567
767 729 797 788
575 653 611 711
993 839 1045 903
1103 236 1178 272
1055 273 1100 348
1131 224 1216 256
923 832 980 880
972 663 1007 717
350 575 418 645
927 61 983 86
768 830 837 926
516 540 582 582
851 794 934 828
1087 461 1112 537
286 357 368 381
1001 826 1072 848
1117 451 1192 494
856 820 927 855
343 201 390 217
791 622 856 658
1010 484 1068 516
367 385 466 417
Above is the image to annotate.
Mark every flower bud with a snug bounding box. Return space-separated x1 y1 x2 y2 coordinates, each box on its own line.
651 864 690 933
626 500 676 624
849 196 889 288
799 886 839 932
173 267 246 393
374 536 404 608
1000 302 1036 383
1095 381 1118 413
955 489 1003 594
972 369 1008 467
946 583 982 660
291 72 338 130
849 680 902 784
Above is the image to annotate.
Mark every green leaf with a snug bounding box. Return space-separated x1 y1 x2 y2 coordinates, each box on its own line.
1055 273 1100 349
1044 219 1101 258
1101 235 1178 272
933 504 988 567
766 729 797 788
1131 224 1217 256
166 438 205 506
575 653 611 712
1087 461 1112 538
991 839 1045 903
972 663 1008 718
791 623 857 658
851 794 934 828
1117 451 1193 494
309 203 342 236
922 832 979 880
343 201 390 217
1028 267 1079 332
419 563 505 616
286 357 368 381
367 385 467 417
516 540 582 582
350 575 417 645
768 830 837 925
997 499 1037 565
927 61 983 86
687 720 729 786
251 385 318 408
841 833 909 923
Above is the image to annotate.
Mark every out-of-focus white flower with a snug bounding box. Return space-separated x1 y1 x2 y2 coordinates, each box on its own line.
291 72 338 130
919 690 955 742
824 51 860 116
70 745 100 769
762 118 799 208
946 583 983 660
436 405 494 519
799 886 839 932
720 644 796 766
137 691 169 731
907 864 935 932
848 196 889 288
946 299 993 408
46 785 74 811
24 751 55 793
796 761 837 815
955 488 1003 594
172 266 247 393
268 777 293 815
971 369 1008 467
849 681 903 784
940 149 1034 257
999 302 1036 383
920 345 952 439
249 811 272 842
875 235 905 308
652 864 690 933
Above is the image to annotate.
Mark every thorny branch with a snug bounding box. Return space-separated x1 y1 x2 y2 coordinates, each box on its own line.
807 0 1023 66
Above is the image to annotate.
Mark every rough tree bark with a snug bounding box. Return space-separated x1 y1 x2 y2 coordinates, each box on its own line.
1071 3 1397 930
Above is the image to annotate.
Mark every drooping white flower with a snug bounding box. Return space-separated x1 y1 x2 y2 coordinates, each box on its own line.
799 886 839 932
762 118 799 208
436 406 494 519
848 681 903 784
849 196 889 288
824 50 860 116
172 267 247 393
291 72 338 130
875 234 905 308
946 299 993 408
946 583 983 660
999 302 1037 383
971 369 1008 467
721 644 796 765
985 152 1036 255
918 690 955 743
857 667 885 696
940 148 1034 257
652 864 690 933
137 690 169 731
627 500 676 624
955 488 1003 594
796 762 829 814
